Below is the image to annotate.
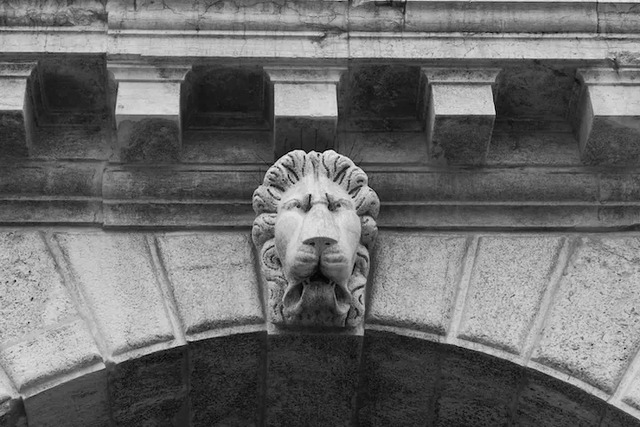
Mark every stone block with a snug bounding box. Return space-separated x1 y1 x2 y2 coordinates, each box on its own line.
367 232 469 335
516 369 606 426
0 62 36 157
532 237 640 393
458 236 565 354
357 331 439 426
266 334 361 427
0 320 101 392
156 232 264 337
54 232 175 357
0 231 78 344
265 67 345 157
436 345 522 426
108 346 189 426
422 68 499 165
189 333 265 426
575 68 640 165
24 369 110 427
108 62 190 162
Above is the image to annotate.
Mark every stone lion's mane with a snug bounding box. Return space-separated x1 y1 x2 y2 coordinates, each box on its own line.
252 150 379 326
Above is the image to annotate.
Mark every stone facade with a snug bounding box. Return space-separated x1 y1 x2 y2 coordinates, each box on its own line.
2 0 640 425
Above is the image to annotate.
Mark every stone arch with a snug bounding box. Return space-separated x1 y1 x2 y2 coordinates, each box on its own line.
2 228 640 425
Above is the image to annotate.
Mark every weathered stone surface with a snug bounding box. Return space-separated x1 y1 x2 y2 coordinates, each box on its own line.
190 333 265 427
102 201 253 228
267 334 361 427
0 163 102 198
0 320 101 392
156 232 263 336
488 129 581 166
436 344 521 426
575 69 640 165
108 346 189 427
337 132 428 164
182 130 272 164
404 2 596 33
367 232 469 334
54 232 175 357
357 331 439 426
24 369 110 427
265 67 344 157
109 63 190 162
532 237 640 393
0 231 77 343
458 236 564 354
423 68 499 165
517 369 606 426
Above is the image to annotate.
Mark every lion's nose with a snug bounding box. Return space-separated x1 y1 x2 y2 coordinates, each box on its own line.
303 236 337 248
300 204 339 249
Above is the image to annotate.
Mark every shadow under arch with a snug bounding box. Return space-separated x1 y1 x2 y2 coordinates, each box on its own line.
5 328 640 426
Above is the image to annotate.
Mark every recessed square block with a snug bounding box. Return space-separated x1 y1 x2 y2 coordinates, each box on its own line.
423 68 499 165
267 334 362 427
576 69 640 165
532 236 640 393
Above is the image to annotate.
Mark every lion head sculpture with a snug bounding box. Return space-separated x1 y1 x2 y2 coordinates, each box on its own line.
252 150 379 330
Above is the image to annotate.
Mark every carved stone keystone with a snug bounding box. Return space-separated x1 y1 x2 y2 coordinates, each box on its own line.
0 62 37 157
422 67 500 165
108 62 191 163
252 150 379 332
264 67 345 158
575 68 640 165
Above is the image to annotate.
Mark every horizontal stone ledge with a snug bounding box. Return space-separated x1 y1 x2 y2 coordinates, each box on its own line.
1 29 639 61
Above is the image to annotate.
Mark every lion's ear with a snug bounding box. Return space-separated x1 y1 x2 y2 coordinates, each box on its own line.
252 213 276 248
355 187 380 218
360 215 378 251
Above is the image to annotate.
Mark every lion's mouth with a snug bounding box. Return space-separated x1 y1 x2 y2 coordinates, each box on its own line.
282 270 352 328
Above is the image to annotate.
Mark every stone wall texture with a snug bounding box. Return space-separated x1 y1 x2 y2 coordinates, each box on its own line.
1 229 640 425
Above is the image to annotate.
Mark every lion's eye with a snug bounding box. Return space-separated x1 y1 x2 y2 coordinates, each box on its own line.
328 201 342 212
283 199 302 210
